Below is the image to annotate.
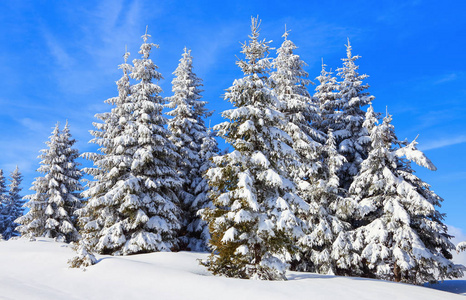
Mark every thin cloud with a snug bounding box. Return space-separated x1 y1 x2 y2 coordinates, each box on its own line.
434 73 458 84
42 30 75 69
420 135 466 151
18 118 50 134
433 72 465 85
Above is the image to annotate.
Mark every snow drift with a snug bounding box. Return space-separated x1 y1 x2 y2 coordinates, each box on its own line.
0 238 465 300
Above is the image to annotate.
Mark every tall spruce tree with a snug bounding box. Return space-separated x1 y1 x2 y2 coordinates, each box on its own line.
78 49 134 254
167 47 218 251
17 122 83 242
1 166 23 239
191 128 219 251
80 30 183 255
335 40 374 188
297 128 360 276
314 60 341 134
350 108 464 283
270 28 324 182
202 17 308 280
271 29 339 273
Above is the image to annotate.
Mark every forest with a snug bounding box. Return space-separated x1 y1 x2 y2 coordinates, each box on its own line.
1 17 464 285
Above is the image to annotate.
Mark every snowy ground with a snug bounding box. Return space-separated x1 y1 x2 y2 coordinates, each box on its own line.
0 238 465 300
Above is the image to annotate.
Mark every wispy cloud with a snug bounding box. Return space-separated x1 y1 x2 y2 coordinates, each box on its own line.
42 30 75 69
419 135 466 151
38 0 145 96
434 72 462 85
18 118 50 135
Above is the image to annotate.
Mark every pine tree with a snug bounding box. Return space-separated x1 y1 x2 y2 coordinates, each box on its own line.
270 28 324 182
167 47 218 251
58 121 84 235
17 122 83 242
0 169 8 236
78 48 134 254
313 59 341 134
335 40 374 188
350 108 464 283
190 128 219 251
297 129 361 275
1 166 23 239
68 243 97 268
202 17 308 280
80 30 183 255
457 242 466 253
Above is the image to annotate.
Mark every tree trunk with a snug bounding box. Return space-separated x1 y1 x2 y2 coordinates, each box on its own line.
394 261 401 282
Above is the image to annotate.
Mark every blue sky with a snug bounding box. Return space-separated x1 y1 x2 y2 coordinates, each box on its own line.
0 1 465 234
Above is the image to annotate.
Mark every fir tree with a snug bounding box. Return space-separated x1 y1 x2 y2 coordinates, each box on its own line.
68 243 97 268
0 169 8 236
166 48 218 251
297 129 359 275
313 59 340 134
17 122 83 242
1 166 23 239
78 48 134 254
270 28 324 182
59 121 84 234
457 242 466 253
190 128 219 251
350 108 464 283
80 30 183 255
335 40 374 188
202 17 308 280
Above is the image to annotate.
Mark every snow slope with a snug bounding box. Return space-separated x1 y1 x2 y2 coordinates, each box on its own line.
0 238 464 300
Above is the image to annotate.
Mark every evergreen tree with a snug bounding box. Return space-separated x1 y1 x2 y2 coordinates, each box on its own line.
166 47 218 251
335 40 374 188
202 17 308 280
0 169 8 235
350 108 464 283
68 243 97 268
191 128 219 251
1 166 23 239
17 122 83 242
79 47 136 255
80 30 183 255
457 242 466 253
313 59 340 134
297 129 360 275
270 28 324 182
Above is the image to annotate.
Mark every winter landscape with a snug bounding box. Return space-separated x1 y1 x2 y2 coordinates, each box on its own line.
1 1 466 299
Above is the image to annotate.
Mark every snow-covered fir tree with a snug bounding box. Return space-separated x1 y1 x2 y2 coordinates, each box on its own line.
270 28 343 273
166 47 218 251
0 169 8 236
191 128 219 251
457 242 466 253
202 17 308 280
313 59 341 134
350 108 464 284
297 128 360 276
270 28 324 182
1 166 23 239
80 30 183 256
79 48 136 255
68 242 97 268
58 121 84 237
334 40 374 189
17 122 83 242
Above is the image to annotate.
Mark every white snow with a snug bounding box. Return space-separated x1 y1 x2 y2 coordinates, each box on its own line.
0 238 465 299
